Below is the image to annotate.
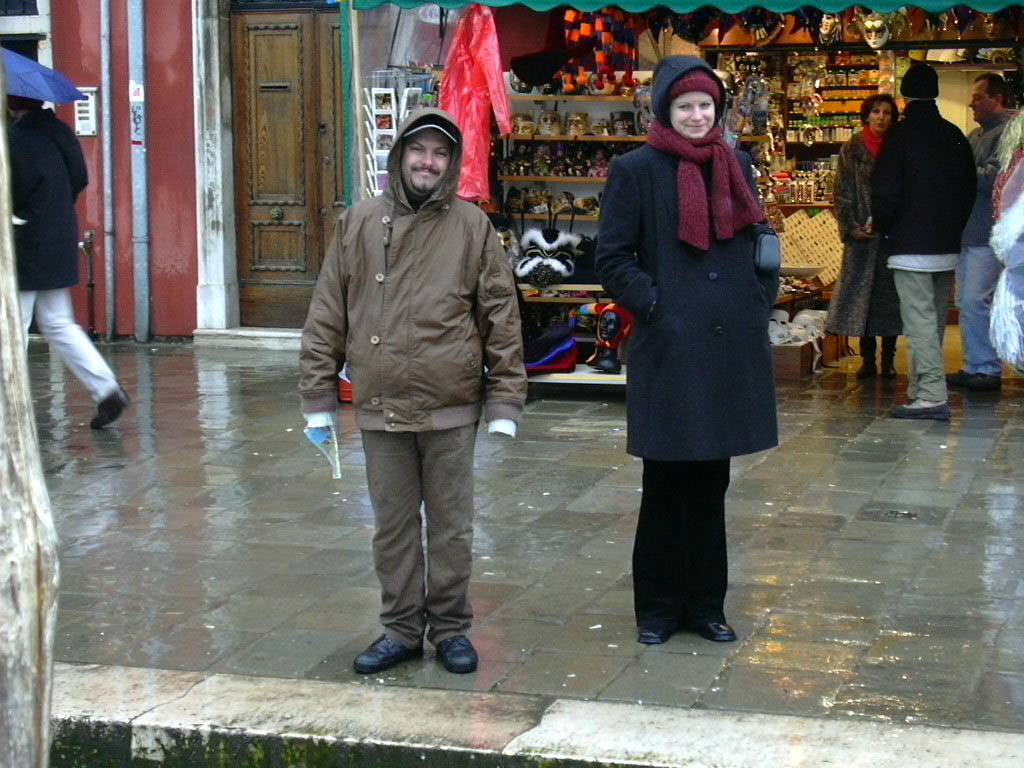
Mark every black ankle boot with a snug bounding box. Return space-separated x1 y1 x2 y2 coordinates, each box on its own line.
856 336 877 379
880 336 897 379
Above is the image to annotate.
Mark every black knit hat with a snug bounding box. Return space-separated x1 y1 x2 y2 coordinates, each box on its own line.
901 63 938 99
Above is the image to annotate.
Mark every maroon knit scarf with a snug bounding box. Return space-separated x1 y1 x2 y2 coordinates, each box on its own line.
646 119 763 251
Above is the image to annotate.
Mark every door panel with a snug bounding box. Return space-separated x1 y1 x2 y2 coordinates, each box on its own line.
232 10 344 327
317 11 345 257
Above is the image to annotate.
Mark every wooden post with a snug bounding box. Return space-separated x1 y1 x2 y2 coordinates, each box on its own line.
0 66 62 768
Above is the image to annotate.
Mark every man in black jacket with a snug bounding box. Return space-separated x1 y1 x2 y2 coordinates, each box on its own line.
870 64 976 420
8 95 129 428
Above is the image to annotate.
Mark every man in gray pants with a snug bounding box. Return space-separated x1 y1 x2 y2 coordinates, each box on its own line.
947 73 1011 392
870 63 976 420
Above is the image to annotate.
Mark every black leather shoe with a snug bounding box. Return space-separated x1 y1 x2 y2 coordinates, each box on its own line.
966 373 1002 392
693 621 737 642
435 634 478 673
353 634 422 674
90 387 130 429
637 626 673 644
946 369 971 388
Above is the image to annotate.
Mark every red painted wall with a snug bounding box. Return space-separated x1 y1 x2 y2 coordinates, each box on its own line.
51 0 197 337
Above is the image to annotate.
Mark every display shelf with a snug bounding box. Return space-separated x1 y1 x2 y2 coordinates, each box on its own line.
499 175 607 183
528 363 626 385
522 295 609 303
507 133 646 142
518 283 603 292
518 213 600 221
776 202 833 207
510 94 634 102
739 135 772 142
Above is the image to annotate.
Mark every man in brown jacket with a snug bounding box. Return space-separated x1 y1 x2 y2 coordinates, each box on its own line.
299 108 526 674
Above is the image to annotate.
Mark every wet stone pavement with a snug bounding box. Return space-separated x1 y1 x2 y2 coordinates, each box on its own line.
31 341 1024 738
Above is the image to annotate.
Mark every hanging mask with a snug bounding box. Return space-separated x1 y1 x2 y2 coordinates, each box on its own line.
859 13 891 49
819 13 843 46
515 228 582 287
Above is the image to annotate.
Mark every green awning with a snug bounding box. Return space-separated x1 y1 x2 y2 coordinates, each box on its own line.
353 2 1016 14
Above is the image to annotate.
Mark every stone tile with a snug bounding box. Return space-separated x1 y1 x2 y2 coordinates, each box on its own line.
496 651 631 697
180 595 319 633
699 663 839 717
471 618 562 662
534 614 640 657
285 589 383 632
490 587 597 623
780 579 890 619
967 672 1024 730
211 629 360 678
600 652 726 706
831 662 971 725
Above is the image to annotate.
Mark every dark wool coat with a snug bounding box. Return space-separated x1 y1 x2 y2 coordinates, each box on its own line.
9 109 88 291
596 55 778 462
826 132 902 337
870 100 975 256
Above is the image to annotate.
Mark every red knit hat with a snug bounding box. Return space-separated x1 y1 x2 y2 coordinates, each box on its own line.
668 69 722 107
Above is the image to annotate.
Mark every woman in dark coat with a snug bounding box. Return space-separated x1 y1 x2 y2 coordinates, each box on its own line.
826 95 902 378
596 56 778 645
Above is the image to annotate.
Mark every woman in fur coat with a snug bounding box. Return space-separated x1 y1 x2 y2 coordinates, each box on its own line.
826 95 903 378
988 112 1024 368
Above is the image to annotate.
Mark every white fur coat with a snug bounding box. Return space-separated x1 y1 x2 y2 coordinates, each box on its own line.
988 165 1024 366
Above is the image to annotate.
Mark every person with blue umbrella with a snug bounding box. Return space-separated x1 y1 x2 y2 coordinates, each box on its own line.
3 48 86 104
7 67 130 428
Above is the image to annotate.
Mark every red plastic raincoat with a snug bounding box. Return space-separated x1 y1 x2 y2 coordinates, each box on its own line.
440 5 511 201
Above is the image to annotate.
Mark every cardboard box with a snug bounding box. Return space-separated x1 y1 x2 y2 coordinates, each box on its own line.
772 341 814 379
821 334 851 364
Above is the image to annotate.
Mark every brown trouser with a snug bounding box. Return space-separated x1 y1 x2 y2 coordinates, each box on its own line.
361 423 477 648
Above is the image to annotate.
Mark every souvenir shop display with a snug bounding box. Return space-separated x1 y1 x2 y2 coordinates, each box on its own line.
479 5 1024 382
361 69 437 197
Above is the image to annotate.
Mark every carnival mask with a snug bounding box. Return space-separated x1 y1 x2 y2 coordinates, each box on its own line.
566 112 589 137
538 110 562 136
819 14 842 46
515 228 582 287
512 113 536 137
860 13 891 49
611 111 635 136
590 118 610 136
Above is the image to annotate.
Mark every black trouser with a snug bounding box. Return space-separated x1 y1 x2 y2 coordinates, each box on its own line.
859 336 897 361
633 458 731 630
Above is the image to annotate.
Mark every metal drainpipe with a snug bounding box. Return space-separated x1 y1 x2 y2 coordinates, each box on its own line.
100 0 115 340
127 0 150 342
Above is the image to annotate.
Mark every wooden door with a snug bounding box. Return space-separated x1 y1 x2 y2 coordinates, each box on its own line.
231 10 344 327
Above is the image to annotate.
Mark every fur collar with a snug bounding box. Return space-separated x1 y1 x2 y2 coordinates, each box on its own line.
990 182 1024 262
520 228 581 252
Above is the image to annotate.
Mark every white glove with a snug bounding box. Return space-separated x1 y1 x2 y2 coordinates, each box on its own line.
304 411 336 429
487 419 517 438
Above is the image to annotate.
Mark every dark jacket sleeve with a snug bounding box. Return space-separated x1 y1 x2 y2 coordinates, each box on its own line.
595 156 656 318
870 127 904 235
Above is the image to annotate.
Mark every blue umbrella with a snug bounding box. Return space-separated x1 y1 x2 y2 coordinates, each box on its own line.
3 48 85 104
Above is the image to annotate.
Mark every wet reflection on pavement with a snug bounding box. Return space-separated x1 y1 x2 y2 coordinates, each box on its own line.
32 342 1024 731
